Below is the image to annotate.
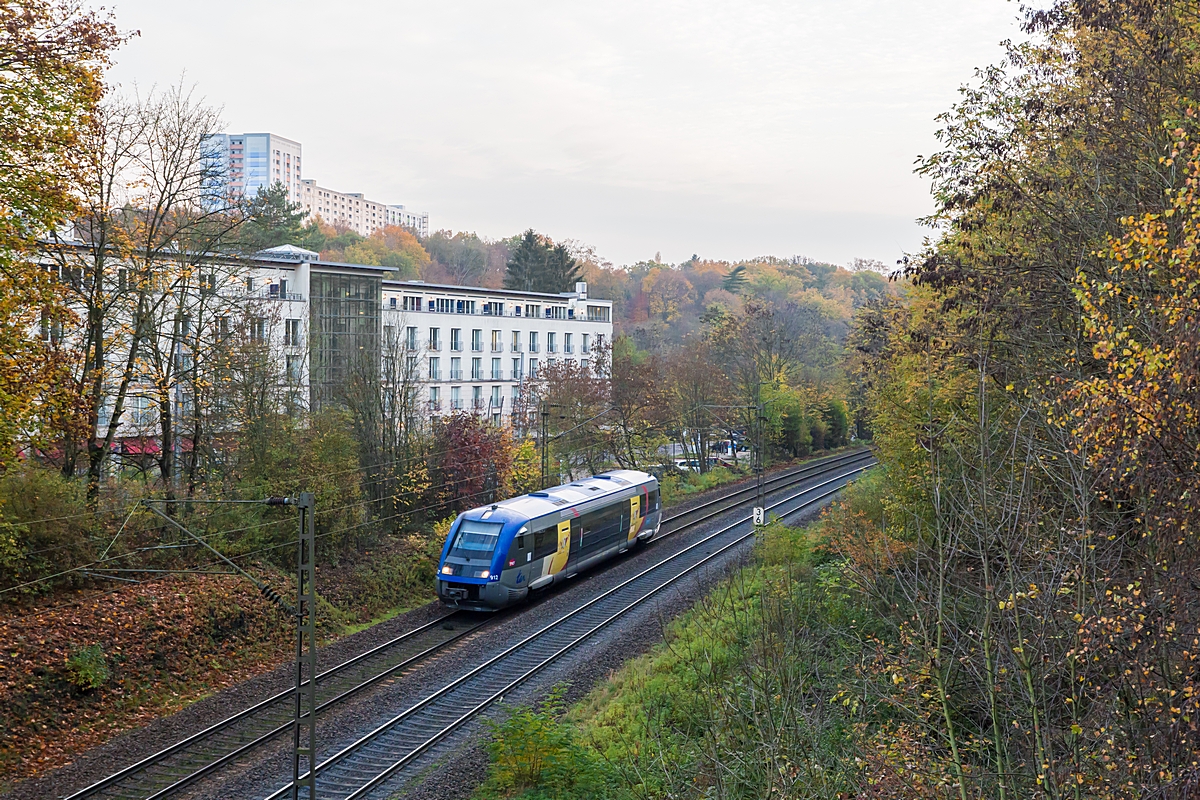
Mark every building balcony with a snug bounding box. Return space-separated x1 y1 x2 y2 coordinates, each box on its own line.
547 345 558 354
427 340 442 351
449 369 463 380
582 345 590 354
564 344 574 354
472 398 486 410
429 400 442 411
491 370 503 381
451 399 464 410
471 371 484 381
510 343 522 353
471 344 483 352
491 344 503 353
528 343 539 353
429 370 441 381
450 343 463 352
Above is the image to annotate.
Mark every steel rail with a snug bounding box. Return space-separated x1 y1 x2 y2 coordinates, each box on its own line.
264 460 873 800
64 449 871 800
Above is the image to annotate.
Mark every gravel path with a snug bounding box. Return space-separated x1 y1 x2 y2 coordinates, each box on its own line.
6 453 860 800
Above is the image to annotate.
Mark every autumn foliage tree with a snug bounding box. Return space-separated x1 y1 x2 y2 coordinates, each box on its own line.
0 0 127 469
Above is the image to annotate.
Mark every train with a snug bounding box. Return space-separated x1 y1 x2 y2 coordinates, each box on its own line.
436 469 662 611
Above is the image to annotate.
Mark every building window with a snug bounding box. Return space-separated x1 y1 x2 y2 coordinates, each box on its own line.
525 304 540 317
285 318 301 346
587 305 611 322
491 385 501 406
511 330 521 352
547 332 557 353
451 385 462 410
406 326 418 350
430 386 440 410
581 358 589 370
286 354 303 381
564 333 573 354
251 318 268 341
451 328 462 351
582 333 590 354
492 357 502 381
471 329 483 352
529 358 538 378
512 358 522 380
472 357 482 381
429 356 441 381
428 328 441 350
450 357 462 380
529 331 539 353
491 330 502 351
473 385 484 410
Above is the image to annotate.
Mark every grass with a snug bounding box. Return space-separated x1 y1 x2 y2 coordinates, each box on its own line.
474 465 890 799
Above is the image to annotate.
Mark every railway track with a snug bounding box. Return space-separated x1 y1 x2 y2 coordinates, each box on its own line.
64 448 873 800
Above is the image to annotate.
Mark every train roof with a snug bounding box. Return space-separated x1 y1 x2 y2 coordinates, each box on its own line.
468 469 655 522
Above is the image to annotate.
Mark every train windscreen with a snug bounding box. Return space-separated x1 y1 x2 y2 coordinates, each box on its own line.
449 520 503 561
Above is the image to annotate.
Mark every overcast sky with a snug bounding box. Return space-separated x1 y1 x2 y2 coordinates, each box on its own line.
106 1 1022 268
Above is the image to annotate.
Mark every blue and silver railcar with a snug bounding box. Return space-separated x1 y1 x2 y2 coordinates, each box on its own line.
436 470 661 611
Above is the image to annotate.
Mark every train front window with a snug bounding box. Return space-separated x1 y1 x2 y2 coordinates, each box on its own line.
449 520 503 561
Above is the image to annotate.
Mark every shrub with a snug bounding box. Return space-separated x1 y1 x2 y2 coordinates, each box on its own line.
0 463 95 597
478 686 608 799
65 644 109 690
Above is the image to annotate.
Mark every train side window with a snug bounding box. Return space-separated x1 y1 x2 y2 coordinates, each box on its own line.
647 489 659 512
533 527 558 559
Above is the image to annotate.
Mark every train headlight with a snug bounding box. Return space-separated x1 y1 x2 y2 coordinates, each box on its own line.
479 570 490 579
441 565 453 575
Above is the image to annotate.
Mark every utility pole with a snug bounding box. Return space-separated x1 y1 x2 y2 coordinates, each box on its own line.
292 492 317 800
137 495 317 796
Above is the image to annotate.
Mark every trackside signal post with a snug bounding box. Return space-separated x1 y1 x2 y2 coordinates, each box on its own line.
292 492 317 800
754 402 766 539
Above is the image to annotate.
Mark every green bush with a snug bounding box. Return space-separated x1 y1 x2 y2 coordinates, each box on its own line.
478 686 609 799
66 644 110 690
0 463 96 597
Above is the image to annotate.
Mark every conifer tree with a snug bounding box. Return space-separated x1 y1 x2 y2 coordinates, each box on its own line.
503 230 582 293
503 229 545 292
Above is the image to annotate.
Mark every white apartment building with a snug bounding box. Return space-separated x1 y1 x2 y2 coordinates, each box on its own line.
205 132 431 237
380 279 613 426
300 180 430 238
205 132 304 205
49 243 611 458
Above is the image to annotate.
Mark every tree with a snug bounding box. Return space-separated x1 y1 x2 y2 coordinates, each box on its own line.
0 0 126 469
503 230 582 293
503 229 545 293
641 268 694 322
236 182 308 253
542 243 582 293
424 230 488 285
721 264 748 293
46 83 245 498
342 226 430 278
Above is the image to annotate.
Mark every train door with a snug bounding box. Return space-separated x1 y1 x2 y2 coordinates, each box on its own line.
548 520 571 575
627 494 641 542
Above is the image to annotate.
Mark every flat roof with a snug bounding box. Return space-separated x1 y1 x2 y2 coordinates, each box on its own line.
382 280 609 303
